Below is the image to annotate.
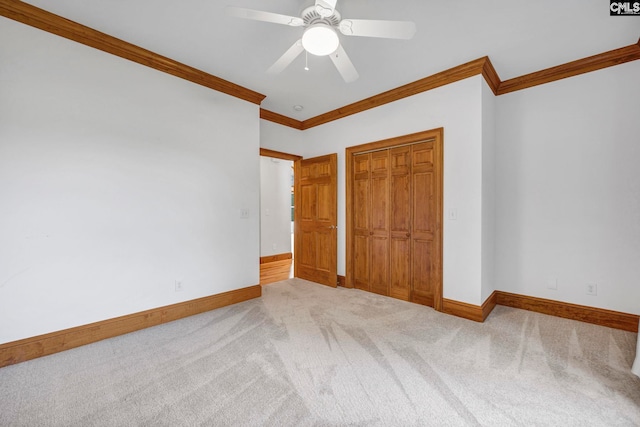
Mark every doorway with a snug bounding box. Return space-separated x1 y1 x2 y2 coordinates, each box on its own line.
259 148 301 285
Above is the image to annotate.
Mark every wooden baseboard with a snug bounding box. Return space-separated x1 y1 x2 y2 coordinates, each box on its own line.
442 290 638 332
443 299 481 322
495 291 639 332
482 291 498 321
442 292 497 323
0 284 262 368
260 253 292 264
337 275 346 287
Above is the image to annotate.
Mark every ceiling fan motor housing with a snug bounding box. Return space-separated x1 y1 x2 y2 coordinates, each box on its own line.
302 6 341 27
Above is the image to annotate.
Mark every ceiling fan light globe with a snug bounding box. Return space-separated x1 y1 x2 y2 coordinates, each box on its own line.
302 24 339 56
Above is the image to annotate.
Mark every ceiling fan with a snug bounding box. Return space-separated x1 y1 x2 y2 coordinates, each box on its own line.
226 0 416 83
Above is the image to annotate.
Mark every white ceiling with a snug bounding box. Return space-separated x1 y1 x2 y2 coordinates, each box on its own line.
25 0 639 120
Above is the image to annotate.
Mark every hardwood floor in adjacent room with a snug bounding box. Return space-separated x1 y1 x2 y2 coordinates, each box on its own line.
260 259 293 285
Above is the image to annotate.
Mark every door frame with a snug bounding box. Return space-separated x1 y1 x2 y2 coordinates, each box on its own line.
345 128 444 311
259 148 302 275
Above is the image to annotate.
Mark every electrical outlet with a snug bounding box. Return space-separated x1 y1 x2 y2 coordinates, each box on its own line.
240 208 250 219
586 283 597 296
175 280 183 292
546 278 558 290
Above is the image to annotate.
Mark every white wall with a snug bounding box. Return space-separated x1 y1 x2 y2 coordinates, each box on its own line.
260 157 293 257
495 60 640 315
481 80 497 303
262 76 486 306
259 122 304 156
0 18 260 344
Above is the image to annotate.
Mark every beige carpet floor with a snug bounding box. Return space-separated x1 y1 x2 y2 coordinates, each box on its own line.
1 278 639 426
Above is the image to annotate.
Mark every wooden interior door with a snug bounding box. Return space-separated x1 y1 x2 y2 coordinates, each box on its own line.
294 154 338 287
352 150 391 295
369 150 390 296
410 141 442 310
353 154 371 291
389 146 412 301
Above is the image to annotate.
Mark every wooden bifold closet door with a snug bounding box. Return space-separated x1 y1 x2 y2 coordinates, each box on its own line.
348 130 442 310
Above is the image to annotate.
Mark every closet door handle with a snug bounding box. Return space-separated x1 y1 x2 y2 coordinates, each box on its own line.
406 232 411 237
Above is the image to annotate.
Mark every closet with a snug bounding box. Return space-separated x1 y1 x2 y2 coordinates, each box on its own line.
347 130 443 309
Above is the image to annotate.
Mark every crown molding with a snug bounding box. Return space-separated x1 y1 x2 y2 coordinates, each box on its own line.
265 42 640 130
300 57 492 130
497 42 640 95
260 109 304 130
481 56 501 95
259 148 302 161
0 0 266 105
261 56 496 130
3 0 637 129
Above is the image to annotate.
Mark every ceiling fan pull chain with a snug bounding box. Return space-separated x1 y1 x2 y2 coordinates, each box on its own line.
305 51 310 71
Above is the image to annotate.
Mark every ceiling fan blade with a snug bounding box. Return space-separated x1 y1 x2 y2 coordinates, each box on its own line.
267 40 305 75
329 44 359 83
315 0 337 17
339 19 416 39
225 6 304 27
